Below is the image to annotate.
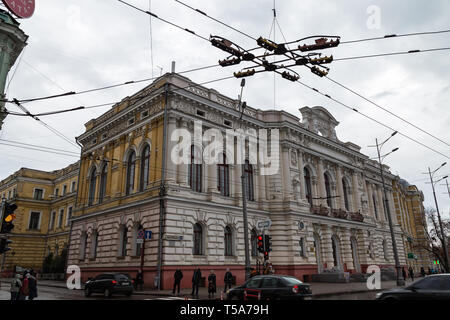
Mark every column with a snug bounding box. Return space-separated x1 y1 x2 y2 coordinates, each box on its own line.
336 166 345 210
282 146 292 201
297 150 306 200
366 183 376 221
340 228 354 271
352 171 361 212
177 119 189 186
321 226 334 269
257 164 266 201
377 185 386 222
165 116 177 183
317 159 327 206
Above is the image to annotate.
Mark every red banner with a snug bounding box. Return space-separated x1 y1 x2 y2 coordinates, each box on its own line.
2 0 35 19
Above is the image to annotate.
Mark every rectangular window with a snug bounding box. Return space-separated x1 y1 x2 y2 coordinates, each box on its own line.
63 185 67 196
299 238 305 257
71 181 76 193
141 110 149 119
49 212 56 230
55 188 59 197
29 212 41 230
34 189 44 200
58 209 64 228
66 207 73 226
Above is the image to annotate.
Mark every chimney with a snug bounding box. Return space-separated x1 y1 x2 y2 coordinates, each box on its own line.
171 61 176 73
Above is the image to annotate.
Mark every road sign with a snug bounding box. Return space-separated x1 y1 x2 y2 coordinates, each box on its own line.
256 219 272 230
137 229 145 239
145 230 152 240
136 239 144 244
2 0 35 19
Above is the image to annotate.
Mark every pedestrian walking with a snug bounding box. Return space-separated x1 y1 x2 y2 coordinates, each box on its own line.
173 268 183 295
428 267 432 275
135 270 144 291
223 268 233 293
402 267 407 281
191 267 201 298
420 267 426 278
18 272 29 301
10 273 22 301
208 270 216 299
408 267 414 281
27 271 38 300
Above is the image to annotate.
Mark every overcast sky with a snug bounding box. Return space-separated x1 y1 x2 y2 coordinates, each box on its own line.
1 0 449 217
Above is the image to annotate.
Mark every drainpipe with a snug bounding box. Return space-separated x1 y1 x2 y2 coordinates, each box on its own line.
156 82 169 290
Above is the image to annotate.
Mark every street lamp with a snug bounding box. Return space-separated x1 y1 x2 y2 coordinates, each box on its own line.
370 131 405 286
426 162 449 273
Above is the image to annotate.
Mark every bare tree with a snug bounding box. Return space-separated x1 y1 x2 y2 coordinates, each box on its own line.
422 207 450 272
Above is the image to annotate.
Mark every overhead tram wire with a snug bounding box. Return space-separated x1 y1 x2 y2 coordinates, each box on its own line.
0 138 79 155
0 141 80 158
340 29 450 45
12 99 80 150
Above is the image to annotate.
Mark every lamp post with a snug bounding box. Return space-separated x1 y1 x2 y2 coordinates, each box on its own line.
370 131 405 286
427 162 449 273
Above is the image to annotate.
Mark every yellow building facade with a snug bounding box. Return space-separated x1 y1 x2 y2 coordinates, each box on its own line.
392 178 432 273
0 162 79 274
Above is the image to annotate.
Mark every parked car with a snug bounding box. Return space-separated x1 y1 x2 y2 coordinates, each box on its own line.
84 273 134 298
376 274 450 300
226 274 312 300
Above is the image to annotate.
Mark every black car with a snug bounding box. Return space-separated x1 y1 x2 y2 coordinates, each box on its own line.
226 275 312 300
376 274 450 300
84 273 134 298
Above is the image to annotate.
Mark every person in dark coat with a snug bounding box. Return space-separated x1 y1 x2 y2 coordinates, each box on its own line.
191 267 202 298
420 267 426 278
408 267 414 281
208 270 217 299
27 271 38 300
135 270 144 290
223 268 233 293
173 269 183 295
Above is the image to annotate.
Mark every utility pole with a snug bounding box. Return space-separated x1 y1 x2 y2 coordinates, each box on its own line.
427 165 449 273
237 79 251 281
370 132 404 286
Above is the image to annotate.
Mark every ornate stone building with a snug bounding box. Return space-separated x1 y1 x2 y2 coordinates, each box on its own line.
0 162 79 273
392 178 433 273
67 73 407 289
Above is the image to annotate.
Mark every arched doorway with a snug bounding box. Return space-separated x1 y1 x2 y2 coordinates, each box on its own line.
313 233 323 273
350 236 361 273
331 235 342 270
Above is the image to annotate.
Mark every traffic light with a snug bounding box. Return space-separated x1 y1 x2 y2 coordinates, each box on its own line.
264 235 272 260
0 238 12 254
1 202 17 234
257 235 264 253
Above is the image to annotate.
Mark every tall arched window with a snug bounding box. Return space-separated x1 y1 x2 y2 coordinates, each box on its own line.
189 145 202 192
99 163 108 204
140 145 151 192
251 229 258 257
342 178 350 211
193 223 203 255
224 226 233 256
91 230 99 260
218 153 230 196
119 226 128 257
324 173 333 208
244 160 254 201
372 193 379 220
304 167 313 206
88 167 97 206
126 151 136 195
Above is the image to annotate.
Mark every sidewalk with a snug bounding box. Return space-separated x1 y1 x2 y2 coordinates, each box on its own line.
0 277 412 300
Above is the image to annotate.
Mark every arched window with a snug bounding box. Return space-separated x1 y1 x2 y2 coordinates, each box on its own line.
224 226 233 256
91 230 99 260
126 151 136 195
324 173 333 208
331 235 341 269
383 239 389 261
119 226 128 257
244 160 254 201
193 223 203 255
342 178 350 211
218 153 230 196
304 167 313 205
135 224 143 257
189 145 202 192
140 145 151 191
88 167 97 206
251 229 258 257
372 193 379 220
99 163 108 204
